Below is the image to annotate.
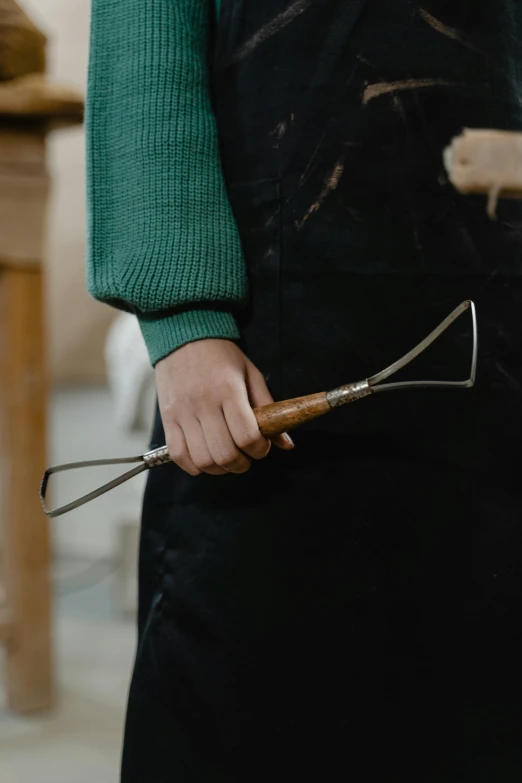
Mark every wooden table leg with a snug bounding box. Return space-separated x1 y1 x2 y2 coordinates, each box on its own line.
0 264 54 713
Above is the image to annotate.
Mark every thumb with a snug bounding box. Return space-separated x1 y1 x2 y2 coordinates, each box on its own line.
246 364 295 451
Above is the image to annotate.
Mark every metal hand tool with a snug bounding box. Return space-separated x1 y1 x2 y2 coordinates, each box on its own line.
40 300 477 518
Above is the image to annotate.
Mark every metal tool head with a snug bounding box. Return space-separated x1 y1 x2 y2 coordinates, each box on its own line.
326 300 477 408
39 448 171 519
369 299 477 392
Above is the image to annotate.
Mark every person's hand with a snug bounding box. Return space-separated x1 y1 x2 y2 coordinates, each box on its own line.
155 339 294 476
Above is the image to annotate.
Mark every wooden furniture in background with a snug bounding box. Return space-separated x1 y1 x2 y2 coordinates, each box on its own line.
0 0 83 713
0 250 51 712
0 0 46 81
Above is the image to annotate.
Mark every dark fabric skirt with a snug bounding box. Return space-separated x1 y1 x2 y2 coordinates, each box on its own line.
122 280 522 782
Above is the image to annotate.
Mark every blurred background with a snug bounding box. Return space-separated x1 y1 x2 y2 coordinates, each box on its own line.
0 2 155 780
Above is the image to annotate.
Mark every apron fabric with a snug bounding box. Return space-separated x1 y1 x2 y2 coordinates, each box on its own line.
122 2 522 780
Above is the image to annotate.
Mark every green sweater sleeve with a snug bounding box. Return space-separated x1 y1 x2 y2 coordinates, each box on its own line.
86 0 247 366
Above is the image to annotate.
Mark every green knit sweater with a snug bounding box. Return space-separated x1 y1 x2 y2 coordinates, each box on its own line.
86 0 244 366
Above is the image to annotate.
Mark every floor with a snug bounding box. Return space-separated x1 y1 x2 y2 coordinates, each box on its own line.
0 387 149 782
0 566 136 782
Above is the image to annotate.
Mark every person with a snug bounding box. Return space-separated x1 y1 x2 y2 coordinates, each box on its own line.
86 2 522 780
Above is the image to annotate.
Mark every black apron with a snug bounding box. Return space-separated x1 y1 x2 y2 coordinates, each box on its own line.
122 2 522 780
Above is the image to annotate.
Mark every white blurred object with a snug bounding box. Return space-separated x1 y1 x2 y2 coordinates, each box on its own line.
104 312 156 434
104 312 156 618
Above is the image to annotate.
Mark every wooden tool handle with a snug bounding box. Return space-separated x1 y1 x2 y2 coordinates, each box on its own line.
254 392 331 437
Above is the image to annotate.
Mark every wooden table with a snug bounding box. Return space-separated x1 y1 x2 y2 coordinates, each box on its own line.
0 73 83 712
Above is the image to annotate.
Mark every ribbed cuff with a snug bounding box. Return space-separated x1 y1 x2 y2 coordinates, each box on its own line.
138 309 241 366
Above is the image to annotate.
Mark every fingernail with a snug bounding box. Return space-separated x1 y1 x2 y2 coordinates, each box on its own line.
283 433 295 449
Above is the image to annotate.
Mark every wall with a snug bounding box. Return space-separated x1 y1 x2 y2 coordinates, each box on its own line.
20 0 113 384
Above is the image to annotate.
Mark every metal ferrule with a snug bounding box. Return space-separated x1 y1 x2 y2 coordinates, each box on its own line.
143 446 172 468
326 380 373 408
